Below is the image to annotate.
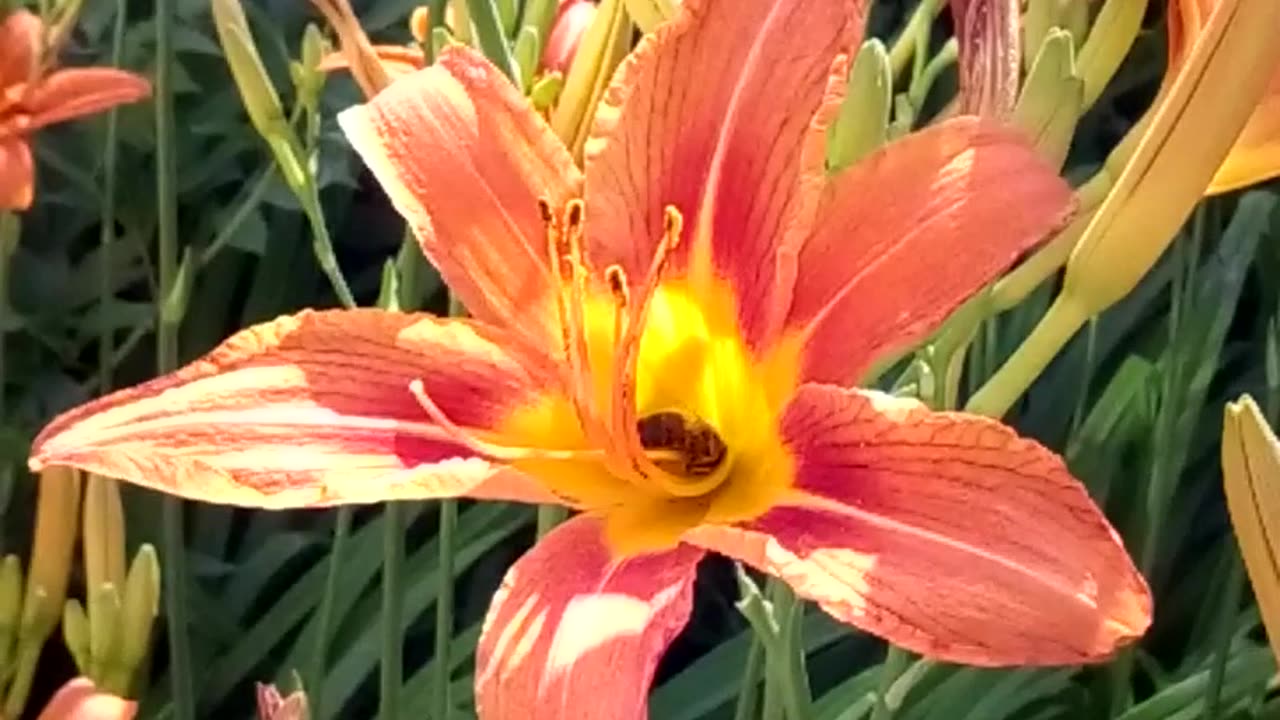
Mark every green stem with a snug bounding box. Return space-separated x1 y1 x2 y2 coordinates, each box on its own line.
1069 318 1099 436
535 504 567 539
381 503 406 720
732 635 765 720
869 646 913 720
433 499 458 720
98 0 126 393
425 0 448 64
965 294 1089 417
155 0 194 713
378 230 418 720
907 38 957 117
778 597 810 720
1200 554 1244 720
310 507 351 720
887 0 947 81
301 198 357 310
0 212 16 426
198 166 274 269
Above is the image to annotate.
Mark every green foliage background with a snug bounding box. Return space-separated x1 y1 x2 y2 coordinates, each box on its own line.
3 0 1280 718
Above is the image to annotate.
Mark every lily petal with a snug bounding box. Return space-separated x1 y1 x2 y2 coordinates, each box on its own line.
0 9 40 90
25 68 151 130
1210 69 1280 193
0 136 34 210
1167 0 1280 194
30 310 560 508
688 385 1150 665
338 47 582 357
583 0 865 347
477 514 702 720
35 678 136 720
785 118 1073 384
950 0 1020 117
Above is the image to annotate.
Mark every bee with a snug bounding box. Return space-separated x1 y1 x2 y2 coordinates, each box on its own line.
637 411 728 477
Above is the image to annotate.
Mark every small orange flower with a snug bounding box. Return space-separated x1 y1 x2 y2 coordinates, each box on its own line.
33 678 135 720
256 683 309 720
0 9 150 211
30 0 1150 715
1168 0 1280 193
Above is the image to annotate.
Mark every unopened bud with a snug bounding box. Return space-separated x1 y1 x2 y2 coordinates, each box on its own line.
551 0 631 157
541 0 595 74
410 6 430 45
0 554 22 673
826 39 892 172
117 545 160 684
25 466 81 638
622 0 676 33
1013 29 1082 168
257 682 310 720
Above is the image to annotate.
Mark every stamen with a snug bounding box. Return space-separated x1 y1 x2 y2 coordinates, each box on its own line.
407 380 682 472
606 205 718 497
539 198 624 477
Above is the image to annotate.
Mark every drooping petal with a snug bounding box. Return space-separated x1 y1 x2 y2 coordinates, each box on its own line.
477 514 703 720
35 678 136 720
25 69 151 130
309 0 395 96
0 136 34 210
1167 0 1280 195
583 0 866 347
338 47 582 358
317 46 425 83
1210 68 1280 193
0 9 40 90
30 310 561 508
688 385 1151 666
784 118 1073 385
950 0 1020 117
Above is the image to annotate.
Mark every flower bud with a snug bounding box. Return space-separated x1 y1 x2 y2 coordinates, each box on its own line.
541 0 595 74
1222 394 1280 666
257 682 310 720
622 0 676 33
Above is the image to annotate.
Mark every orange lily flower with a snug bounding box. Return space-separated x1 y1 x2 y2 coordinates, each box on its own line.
30 0 1150 712
1169 0 1280 193
33 678 136 720
0 9 150 211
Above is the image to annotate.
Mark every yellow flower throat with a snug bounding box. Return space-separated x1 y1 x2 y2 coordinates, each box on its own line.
496 199 801 556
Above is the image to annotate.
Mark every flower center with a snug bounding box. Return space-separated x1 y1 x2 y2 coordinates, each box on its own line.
411 198 800 553
636 410 728 478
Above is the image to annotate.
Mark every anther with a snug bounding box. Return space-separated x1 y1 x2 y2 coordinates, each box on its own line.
537 197 555 225
566 198 586 229
605 265 629 305
663 205 684 247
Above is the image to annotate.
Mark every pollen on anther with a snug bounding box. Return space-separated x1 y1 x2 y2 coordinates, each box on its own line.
566 198 586 228
537 197 555 225
662 206 684 248
605 265 630 304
